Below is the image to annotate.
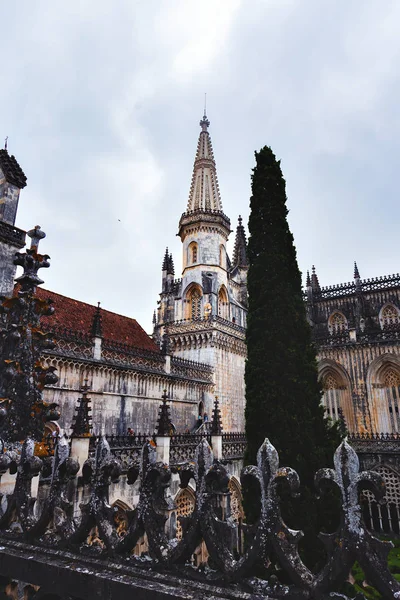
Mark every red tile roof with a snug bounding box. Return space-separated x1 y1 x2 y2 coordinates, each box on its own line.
36 288 159 353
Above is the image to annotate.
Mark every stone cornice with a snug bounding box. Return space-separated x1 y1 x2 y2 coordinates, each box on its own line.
178 209 231 241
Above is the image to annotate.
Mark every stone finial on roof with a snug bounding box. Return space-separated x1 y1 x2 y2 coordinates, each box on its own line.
27 225 46 250
0 148 27 188
91 302 103 338
168 253 175 276
71 379 93 438
354 261 360 280
152 310 157 326
199 112 210 132
211 396 223 435
306 270 311 287
232 215 248 269
311 265 320 293
186 113 223 213
156 389 172 436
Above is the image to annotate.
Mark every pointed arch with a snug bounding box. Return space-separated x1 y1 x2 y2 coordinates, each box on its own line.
361 464 400 534
318 359 354 431
219 244 225 268
228 476 244 524
218 285 229 320
328 311 348 335
367 354 400 433
379 303 400 328
184 283 203 320
188 241 198 265
175 487 196 540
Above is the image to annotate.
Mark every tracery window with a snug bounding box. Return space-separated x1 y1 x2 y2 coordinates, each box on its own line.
382 368 400 431
228 478 244 524
322 372 346 421
189 288 202 320
361 466 400 534
329 312 347 335
324 374 339 390
381 304 400 328
384 369 400 388
175 490 195 540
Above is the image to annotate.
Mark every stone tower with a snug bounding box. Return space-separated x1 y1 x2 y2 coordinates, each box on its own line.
155 114 248 430
0 148 27 296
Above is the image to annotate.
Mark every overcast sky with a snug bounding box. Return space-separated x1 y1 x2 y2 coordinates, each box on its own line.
2 1 400 332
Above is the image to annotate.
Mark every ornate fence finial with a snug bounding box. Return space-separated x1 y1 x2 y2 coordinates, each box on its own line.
211 396 223 434
0 227 59 442
156 390 172 436
71 379 93 438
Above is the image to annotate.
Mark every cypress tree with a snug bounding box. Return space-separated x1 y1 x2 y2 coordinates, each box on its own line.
244 146 342 567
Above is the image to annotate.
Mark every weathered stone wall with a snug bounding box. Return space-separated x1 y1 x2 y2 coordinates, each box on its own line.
214 343 246 432
0 240 19 297
0 167 21 225
43 357 213 435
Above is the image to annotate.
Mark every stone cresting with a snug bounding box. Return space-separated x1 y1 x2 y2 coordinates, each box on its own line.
0 436 398 599
0 226 60 442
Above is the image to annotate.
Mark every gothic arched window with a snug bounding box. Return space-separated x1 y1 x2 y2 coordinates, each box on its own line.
219 244 225 268
380 304 400 328
187 287 202 320
322 372 344 420
361 465 400 534
188 242 198 265
380 366 400 432
328 311 347 335
218 287 229 320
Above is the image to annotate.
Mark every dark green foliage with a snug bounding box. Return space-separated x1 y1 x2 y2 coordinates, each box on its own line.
244 146 343 567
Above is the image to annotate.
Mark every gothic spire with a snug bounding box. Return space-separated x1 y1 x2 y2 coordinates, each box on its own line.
211 396 223 435
71 379 93 438
91 302 102 338
162 247 169 271
156 390 172 436
306 270 311 287
186 113 223 213
167 252 175 276
232 215 248 268
354 261 360 280
311 265 320 293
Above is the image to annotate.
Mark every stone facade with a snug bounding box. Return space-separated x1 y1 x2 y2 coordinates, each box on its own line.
307 265 400 435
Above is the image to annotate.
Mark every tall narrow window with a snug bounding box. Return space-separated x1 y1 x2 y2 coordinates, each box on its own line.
384 368 400 432
218 287 229 319
190 289 202 319
219 244 224 267
188 242 198 265
322 373 342 420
